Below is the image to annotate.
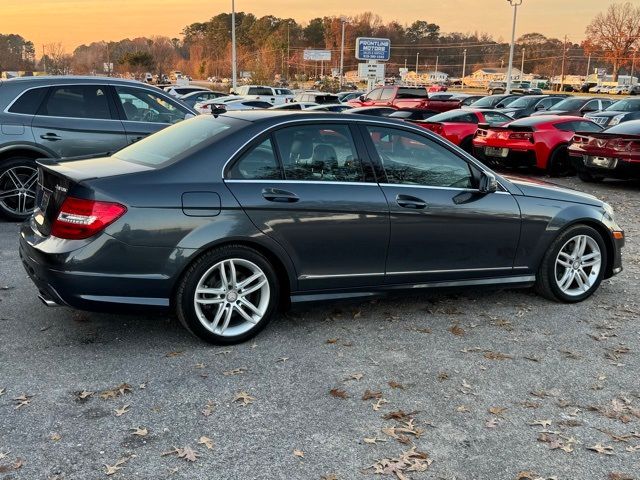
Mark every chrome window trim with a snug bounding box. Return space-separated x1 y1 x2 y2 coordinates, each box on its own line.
225 179 379 186
220 116 509 187
379 183 510 194
299 272 384 280
4 82 192 121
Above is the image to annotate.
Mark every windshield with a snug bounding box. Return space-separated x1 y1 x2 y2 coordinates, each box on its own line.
426 110 473 122
605 99 640 112
505 96 538 108
114 116 237 166
552 98 588 111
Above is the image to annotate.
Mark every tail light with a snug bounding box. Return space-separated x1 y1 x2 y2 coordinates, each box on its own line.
508 132 534 143
571 134 589 145
51 197 127 240
608 138 640 151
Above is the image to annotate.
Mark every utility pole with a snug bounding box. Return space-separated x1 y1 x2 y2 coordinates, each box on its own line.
632 50 637 84
505 0 523 94
415 52 420 75
434 55 439 74
520 47 525 79
461 48 467 90
286 22 290 82
586 53 591 79
560 35 567 92
339 19 346 88
231 0 237 93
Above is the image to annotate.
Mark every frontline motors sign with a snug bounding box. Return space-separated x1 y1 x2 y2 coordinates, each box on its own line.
355 37 391 61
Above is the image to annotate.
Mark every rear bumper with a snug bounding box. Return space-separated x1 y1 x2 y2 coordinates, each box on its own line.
473 146 538 169
19 221 181 312
571 155 640 180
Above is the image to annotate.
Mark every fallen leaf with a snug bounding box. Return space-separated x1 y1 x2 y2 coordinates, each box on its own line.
529 419 552 428
609 473 634 480
13 394 33 409
326 338 339 344
293 449 304 458
76 390 94 400
100 383 131 400
370 446 432 477
449 324 465 336
344 373 364 382
588 443 615 455
198 436 214 450
277 357 289 363
193 363 205 369
456 405 470 413
483 351 513 360
485 418 499 428
372 398 389 411
233 391 255 406
162 447 199 462
104 457 129 476
202 400 215 416
489 407 507 416
131 427 148 437
165 351 184 358
223 367 246 376
329 388 349 399
388 381 404 389
0 388 5 397
362 390 382 400
50 433 62 442
114 405 130 417
364 437 387 444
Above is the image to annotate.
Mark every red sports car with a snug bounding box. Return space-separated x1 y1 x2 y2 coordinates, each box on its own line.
568 120 640 182
415 109 512 152
472 115 603 175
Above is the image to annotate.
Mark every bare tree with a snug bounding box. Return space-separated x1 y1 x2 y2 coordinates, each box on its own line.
583 2 640 80
45 43 73 75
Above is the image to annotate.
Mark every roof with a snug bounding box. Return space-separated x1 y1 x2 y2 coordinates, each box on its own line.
1 75 148 87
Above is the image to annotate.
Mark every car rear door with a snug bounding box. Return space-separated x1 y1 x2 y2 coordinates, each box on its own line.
224 121 390 291
361 123 523 284
111 85 193 144
31 84 127 158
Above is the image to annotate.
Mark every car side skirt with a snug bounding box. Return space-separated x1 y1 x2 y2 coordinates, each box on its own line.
290 274 536 303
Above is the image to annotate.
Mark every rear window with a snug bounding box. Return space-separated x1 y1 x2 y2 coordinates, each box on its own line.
604 121 640 135
8 87 48 114
605 99 640 112
248 87 273 95
396 88 428 99
113 116 238 166
426 110 477 123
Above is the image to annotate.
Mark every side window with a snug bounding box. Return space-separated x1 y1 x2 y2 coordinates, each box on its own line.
366 126 473 189
38 85 111 119
449 113 478 124
228 138 282 180
575 121 602 132
482 111 511 125
583 100 600 111
379 87 395 101
248 87 273 96
8 87 48 115
365 89 382 101
554 121 577 132
274 124 366 182
115 86 189 124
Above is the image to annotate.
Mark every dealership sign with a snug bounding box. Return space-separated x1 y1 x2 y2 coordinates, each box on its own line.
303 49 332 61
355 38 391 61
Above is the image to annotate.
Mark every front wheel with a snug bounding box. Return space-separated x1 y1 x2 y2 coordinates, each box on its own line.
0 157 38 221
176 245 279 344
535 225 607 302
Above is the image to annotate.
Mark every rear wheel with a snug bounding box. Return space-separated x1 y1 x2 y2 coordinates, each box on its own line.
535 225 607 302
0 157 38 221
176 245 279 344
459 136 474 153
547 145 574 177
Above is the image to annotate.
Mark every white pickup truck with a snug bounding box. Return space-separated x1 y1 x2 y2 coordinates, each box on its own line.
233 85 294 105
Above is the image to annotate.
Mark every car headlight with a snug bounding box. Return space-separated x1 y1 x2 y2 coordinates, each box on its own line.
603 202 616 222
609 114 626 126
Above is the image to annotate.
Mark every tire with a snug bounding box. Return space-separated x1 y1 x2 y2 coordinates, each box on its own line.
577 170 604 183
176 245 280 345
459 136 474 153
0 156 38 221
546 145 575 177
535 225 607 303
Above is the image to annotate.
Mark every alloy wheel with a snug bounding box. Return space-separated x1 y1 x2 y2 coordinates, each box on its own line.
193 258 270 337
554 234 602 297
0 165 38 216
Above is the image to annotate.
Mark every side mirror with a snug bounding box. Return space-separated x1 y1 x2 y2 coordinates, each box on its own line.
359 95 366 102
535 104 546 111
479 171 498 194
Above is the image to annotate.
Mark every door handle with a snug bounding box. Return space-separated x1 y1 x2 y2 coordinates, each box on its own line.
262 188 299 203
130 136 144 143
396 194 427 209
40 133 61 141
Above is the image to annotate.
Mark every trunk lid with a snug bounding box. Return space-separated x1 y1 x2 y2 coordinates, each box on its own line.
34 157 152 236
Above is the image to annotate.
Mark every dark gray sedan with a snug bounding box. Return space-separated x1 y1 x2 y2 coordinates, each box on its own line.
20 112 624 344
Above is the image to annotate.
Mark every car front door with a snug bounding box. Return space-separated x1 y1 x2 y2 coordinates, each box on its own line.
111 85 193 145
224 122 389 291
361 124 523 284
31 84 127 158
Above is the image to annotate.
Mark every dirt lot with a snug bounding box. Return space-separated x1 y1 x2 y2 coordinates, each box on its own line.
1 176 639 480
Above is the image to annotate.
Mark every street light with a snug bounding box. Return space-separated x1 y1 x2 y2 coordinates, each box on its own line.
505 0 523 95
339 18 347 88
231 0 237 93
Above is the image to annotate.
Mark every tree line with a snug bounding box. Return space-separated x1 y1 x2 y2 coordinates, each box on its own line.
1 2 639 82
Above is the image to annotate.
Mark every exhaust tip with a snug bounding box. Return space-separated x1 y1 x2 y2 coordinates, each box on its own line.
38 293 60 307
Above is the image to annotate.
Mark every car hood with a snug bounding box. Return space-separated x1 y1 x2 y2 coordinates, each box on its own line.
503 174 603 206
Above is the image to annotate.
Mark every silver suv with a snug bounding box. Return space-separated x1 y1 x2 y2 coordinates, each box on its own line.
0 76 196 220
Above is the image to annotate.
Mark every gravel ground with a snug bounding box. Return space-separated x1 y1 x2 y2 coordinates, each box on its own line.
1 176 639 480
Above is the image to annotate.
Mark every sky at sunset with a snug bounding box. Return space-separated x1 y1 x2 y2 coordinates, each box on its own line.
1 0 619 54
